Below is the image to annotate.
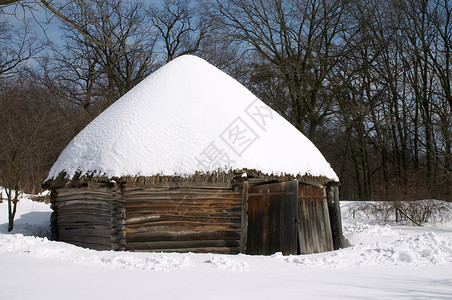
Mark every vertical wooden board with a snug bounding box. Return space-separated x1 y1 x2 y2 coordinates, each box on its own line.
283 193 297 255
268 192 280 254
308 198 318 253
240 181 249 253
283 181 298 255
297 199 308 254
247 185 262 255
321 197 334 251
246 191 259 254
278 191 285 253
313 187 334 252
297 185 306 254
261 195 270 254
309 197 320 253
267 182 282 255
314 196 328 252
301 197 314 254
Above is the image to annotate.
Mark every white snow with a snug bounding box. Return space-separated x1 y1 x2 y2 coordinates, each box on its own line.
1 194 452 299
46 55 338 182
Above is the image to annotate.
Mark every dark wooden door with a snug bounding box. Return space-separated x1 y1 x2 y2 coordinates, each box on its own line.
247 181 298 255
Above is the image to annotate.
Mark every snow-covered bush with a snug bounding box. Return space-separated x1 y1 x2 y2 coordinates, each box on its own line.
347 200 452 226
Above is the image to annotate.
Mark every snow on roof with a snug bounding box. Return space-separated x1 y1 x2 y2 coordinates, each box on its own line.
46 55 338 182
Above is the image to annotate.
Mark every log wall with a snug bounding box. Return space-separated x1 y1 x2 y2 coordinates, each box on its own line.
52 183 123 250
51 184 241 253
50 180 339 255
123 187 242 253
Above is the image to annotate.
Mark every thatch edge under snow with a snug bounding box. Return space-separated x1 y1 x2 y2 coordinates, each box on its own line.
43 169 337 190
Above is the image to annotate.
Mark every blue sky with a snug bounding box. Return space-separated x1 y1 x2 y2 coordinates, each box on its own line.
2 0 167 43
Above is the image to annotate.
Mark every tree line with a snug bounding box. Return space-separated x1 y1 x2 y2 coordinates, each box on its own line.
1 0 451 209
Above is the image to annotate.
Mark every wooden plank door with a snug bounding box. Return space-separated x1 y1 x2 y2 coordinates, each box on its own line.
247 181 298 255
297 185 334 254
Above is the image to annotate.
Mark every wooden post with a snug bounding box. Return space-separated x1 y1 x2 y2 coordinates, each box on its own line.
326 184 344 250
111 183 126 251
50 189 58 241
239 181 249 253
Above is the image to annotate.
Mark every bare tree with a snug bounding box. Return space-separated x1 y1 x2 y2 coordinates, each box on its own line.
151 0 208 63
203 0 359 141
329 0 451 201
0 17 44 77
44 0 158 113
0 77 61 231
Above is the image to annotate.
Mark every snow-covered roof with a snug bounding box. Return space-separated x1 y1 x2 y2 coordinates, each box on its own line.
46 55 338 182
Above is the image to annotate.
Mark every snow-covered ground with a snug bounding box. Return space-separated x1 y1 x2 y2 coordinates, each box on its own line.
1 193 452 300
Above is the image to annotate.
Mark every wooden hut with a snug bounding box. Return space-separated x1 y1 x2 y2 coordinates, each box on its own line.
44 55 343 255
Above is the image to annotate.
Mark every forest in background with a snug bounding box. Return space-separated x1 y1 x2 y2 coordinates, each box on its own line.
0 0 450 202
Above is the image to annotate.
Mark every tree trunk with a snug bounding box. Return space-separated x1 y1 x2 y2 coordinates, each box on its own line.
7 193 18 232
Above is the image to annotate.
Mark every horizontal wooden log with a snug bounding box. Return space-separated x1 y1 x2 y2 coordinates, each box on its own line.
124 191 239 196
126 202 240 211
56 210 111 218
125 214 162 225
65 240 112 251
126 225 240 234
125 202 241 209
55 202 111 209
55 199 111 208
125 218 241 229
57 222 111 229
124 200 240 208
126 206 240 212
125 211 241 221
56 218 110 225
57 214 111 224
57 228 111 238
128 247 239 254
57 234 112 246
56 193 112 201
125 219 241 230
56 188 115 198
123 186 233 194
125 213 241 221
126 231 240 243
125 202 240 209
55 202 112 210
124 189 239 195
125 239 240 251
124 196 240 203
125 205 241 213
125 209 240 217
125 225 241 236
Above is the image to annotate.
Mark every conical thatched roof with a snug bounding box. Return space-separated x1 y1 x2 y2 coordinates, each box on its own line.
46 55 338 184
